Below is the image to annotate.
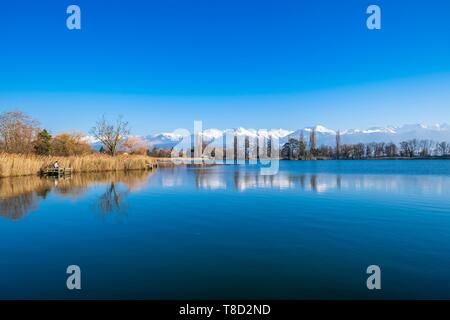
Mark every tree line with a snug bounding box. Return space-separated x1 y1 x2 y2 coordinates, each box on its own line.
4 110 449 160
0 110 147 157
281 129 450 160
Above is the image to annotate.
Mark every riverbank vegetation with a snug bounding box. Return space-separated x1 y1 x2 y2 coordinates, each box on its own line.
281 129 450 160
0 153 156 178
0 110 151 156
0 110 156 177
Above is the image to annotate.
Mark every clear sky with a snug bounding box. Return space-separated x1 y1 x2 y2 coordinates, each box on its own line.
0 0 449 135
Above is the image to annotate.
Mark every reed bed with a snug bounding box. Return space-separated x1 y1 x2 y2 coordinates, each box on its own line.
0 153 157 178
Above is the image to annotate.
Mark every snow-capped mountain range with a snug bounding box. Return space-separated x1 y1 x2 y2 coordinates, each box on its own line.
144 124 450 149
146 128 294 149
89 123 450 150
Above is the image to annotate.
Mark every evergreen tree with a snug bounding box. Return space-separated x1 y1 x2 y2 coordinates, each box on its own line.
34 129 52 155
335 130 341 159
298 130 306 159
309 128 317 156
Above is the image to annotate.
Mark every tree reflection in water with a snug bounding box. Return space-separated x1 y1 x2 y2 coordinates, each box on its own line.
96 182 128 216
0 170 154 220
4 165 450 220
190 167 450 195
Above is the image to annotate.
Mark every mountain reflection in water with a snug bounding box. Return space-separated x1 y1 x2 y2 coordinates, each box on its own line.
1 161 450 299
2 164 450 221
161 166 450 194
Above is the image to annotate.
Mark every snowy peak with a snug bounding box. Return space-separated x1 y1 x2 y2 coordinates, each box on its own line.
314 125 336 134
301 125 335 135
202 128 224 140
86 123 450 150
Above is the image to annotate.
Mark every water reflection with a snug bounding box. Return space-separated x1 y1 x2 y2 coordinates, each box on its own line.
95 182 128 216
178 167 450 195
3 165 450 221
0 170 154 220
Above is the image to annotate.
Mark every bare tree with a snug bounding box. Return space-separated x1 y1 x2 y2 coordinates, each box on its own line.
341 144 353 159
90 116 130 156
400 141 411 157
410 139 419 157
384 143 397 157
282 139 450 160
354 143 365 159
437 141 449 156
374 142 385 158
0 111 40 154
419 139 433 157
366 142 377 158
318 145 333 158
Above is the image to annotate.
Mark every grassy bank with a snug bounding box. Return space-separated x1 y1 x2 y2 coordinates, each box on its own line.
0 153 157 178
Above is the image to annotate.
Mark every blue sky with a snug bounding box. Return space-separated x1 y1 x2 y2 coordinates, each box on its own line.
0 0 449 135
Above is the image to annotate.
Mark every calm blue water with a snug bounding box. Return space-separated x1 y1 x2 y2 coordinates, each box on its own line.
1 160 450 299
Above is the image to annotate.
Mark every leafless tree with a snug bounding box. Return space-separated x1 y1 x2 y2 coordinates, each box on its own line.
400 141 411 157
436 141 449 156
318 145 333 158
384 143 397 157
0 111 40 154
366 142 377 158
374 142 385 157
341 144 354 159
419 139 433 157
410 139 419 156
90 115 130 156
354 143 365 159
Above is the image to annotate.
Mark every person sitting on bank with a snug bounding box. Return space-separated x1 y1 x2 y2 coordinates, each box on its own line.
53 161 59 169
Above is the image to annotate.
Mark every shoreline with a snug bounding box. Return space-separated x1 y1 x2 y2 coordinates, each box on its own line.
281 157 450 161
0 153 158 178
2 155 449 178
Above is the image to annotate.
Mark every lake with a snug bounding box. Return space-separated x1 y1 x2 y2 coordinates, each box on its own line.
1 160 450 299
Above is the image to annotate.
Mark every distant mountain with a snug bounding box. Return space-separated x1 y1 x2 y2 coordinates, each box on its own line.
145 132 185 150
86 124 450 150
145 128 295 149
283 124 450 146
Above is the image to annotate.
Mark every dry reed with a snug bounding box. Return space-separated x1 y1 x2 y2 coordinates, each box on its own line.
0 153 157 178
